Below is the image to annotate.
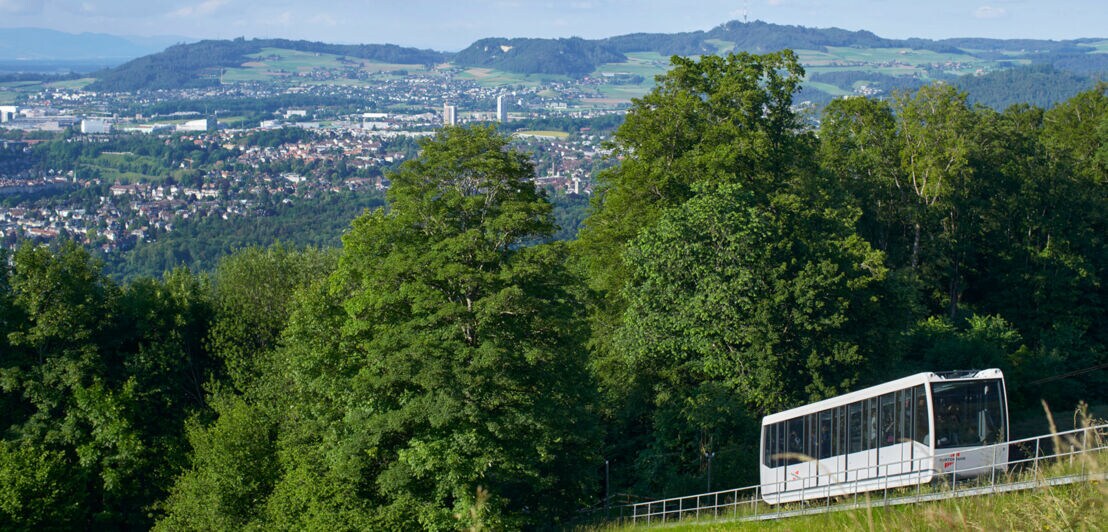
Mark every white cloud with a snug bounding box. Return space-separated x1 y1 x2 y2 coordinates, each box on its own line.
309 13 337 27
0 0 44 15
974 5 1007 19
767 0 784 6
170 0 229 18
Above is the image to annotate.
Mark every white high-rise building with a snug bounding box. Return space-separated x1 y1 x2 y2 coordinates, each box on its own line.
443 103 457 126
496 95 508 123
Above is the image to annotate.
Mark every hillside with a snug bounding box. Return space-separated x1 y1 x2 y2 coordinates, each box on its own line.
74 20 1108 107
454 20 1107 77
955 64 1099 109
88 38 447 91
453 37 623 75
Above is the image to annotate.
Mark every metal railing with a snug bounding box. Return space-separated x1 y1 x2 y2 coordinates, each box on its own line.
621 422 1107 526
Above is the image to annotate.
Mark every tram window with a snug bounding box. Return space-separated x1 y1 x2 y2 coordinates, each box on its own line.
866 398 878 450
763 425 773 466
913 385 929 444
780 422 788 464
787 417 804 465
818 411 832 459
848 402 862 453
834 406 846 456
768 422 780 466
932 379 1007 449
879 393 896 447
898 389 912 445
810 414 820 459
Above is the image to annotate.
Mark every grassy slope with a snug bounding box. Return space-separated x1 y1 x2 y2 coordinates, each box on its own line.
624 479 1107 531
220 47 428 84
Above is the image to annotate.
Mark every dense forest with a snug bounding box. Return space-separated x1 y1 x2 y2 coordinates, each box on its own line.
954 64 1098 110
2 51 1106 530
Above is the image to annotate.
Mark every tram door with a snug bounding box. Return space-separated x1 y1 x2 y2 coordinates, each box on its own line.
877 392 900 475
804 414 819 493
845 402 865 485
785 417 804 493
814 411 834 496
766 422 786 501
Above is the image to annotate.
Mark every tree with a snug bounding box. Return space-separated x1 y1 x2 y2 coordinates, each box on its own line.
0 244 216 528
322 125 598 528
205 244 338 391
575 50 811 304
612 183 905 494
893 84 976 317
575 50 849 498
159 126 600 530
818 96 910 263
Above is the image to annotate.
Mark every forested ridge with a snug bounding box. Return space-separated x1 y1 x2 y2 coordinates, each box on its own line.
2 51 1106 530
88 38 447 92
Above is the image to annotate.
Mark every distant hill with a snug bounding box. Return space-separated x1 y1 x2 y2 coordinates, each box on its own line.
955 65 1099 110
0 28 187 62
448 20 1107 80
80 20 1108 101
452 37 623 76
88 38 448 91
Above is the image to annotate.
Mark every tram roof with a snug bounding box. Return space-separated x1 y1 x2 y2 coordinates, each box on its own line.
761 368 1004 425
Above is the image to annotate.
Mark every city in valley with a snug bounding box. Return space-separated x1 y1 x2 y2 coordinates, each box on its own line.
0 70 621 273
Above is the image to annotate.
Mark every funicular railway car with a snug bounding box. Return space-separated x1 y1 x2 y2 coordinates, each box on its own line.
760 369 1009 504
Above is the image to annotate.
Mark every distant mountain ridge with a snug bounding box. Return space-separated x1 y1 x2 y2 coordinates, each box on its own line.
66 19 1108 97
88 38 448 91
453 19 1103 75
0 27 189 62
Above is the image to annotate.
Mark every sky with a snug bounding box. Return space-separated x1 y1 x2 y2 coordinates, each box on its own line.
0 0 1106 51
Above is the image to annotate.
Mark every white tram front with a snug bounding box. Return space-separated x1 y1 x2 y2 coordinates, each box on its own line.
759 369 1009 504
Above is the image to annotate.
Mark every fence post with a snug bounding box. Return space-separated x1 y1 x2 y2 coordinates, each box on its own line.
1034 438 1040 477
952 453 957 494
1082 429 1088 478
754 486 759 519
883 464 888 506
991 444 997 488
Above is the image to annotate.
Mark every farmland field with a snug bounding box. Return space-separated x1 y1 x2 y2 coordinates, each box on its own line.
456 67 568 87
514 130 570 139
220 47 427 84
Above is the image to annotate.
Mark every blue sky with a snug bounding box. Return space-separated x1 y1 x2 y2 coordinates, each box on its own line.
0 0 1105 51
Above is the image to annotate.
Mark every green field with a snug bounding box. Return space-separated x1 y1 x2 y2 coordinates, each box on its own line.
802 81 851 97
1079 39 1108 53
595 84 652 102
514 130 570 139
705 39 737 54
78 152 195 184
456 67 569 87
221 47 428 84
595 51 671 78
46 77 95 89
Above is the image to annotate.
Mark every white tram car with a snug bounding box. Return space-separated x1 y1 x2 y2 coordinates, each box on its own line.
760 369 1009 504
